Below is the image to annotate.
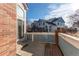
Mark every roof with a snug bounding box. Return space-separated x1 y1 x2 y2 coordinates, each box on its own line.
38 19 46 22
48 17 65 23
46 21 56 26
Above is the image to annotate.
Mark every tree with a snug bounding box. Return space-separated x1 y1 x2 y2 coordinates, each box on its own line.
68 9 79 27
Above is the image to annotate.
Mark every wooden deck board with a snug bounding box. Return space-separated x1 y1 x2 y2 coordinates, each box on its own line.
44 44 63 56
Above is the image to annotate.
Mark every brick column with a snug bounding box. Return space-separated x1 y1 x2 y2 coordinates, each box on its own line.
0 4 16 56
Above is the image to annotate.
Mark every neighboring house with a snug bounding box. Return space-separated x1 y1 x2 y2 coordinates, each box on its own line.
31 19 47 32
45 17 65 32
31 17 65 32
50 17 65 28
37 19 47 30
46 21 57 32
16 3 28 41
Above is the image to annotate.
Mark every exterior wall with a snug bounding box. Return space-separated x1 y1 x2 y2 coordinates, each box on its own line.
53 18 65 28
59 33 79 56
51 26 57 32
0 4 16 56
16 3 27 41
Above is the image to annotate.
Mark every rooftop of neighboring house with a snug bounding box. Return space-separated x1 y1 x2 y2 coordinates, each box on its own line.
48 17 65 23
46 17 65 26
32 19 47 24
37 19 47 22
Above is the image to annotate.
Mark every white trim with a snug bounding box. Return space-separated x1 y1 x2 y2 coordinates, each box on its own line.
26 32 54 35
59 33 79 41
16 3 27 41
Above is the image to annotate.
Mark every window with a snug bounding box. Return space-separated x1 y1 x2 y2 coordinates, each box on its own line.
18 19 24 39
58 22 60 25
16 5 25 39
39 23 40 25
43 22 45 25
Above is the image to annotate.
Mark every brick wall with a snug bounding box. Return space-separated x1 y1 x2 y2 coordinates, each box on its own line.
0 4 16 56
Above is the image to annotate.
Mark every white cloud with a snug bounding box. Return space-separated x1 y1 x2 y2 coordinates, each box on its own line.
44 3 77 27
47 4 60 10
44 4 74 19
71 3 79 11
44 3 79 27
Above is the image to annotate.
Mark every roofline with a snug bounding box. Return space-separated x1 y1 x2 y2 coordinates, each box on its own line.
22 3 28 10
52 17 65 23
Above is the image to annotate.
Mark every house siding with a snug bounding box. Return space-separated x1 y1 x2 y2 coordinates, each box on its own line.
0 4 16 56
16 3 27 41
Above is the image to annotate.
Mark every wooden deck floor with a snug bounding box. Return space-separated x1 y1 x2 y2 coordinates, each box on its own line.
17 41 63 56
44 44 63 56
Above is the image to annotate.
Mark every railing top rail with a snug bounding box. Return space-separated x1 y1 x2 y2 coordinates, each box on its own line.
59 33 79 49
26 32 54 35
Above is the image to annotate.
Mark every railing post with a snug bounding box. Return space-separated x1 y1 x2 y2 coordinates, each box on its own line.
32 34 34 42
55 30 59 45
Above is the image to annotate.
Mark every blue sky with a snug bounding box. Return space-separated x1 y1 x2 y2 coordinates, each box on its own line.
27 3 63 23
27 3 49 19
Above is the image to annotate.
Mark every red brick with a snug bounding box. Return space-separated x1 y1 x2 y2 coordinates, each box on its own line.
0 3 16 56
